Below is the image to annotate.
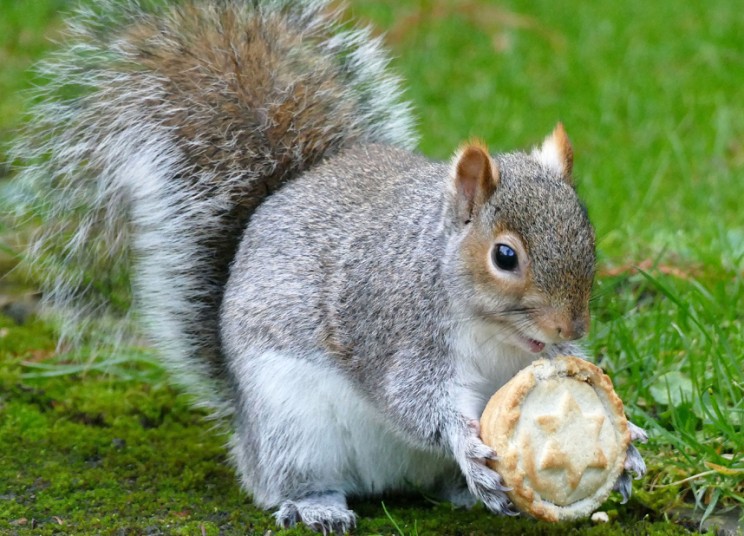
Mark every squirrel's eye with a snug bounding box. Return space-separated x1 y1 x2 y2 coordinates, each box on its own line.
493 244 518 271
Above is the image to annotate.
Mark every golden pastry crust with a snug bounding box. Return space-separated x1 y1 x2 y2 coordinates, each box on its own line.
480 356 630 522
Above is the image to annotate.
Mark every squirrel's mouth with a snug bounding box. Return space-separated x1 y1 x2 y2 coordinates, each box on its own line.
516 334 546 354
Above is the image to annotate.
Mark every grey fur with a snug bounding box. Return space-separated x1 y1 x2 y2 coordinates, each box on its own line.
613 472 633 504
12 0 415 415
629 421 649 443
275 492 356 535
624 444 647 479
220 143 615 522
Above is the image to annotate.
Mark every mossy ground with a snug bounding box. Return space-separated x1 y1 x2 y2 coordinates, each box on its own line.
1 314 690 535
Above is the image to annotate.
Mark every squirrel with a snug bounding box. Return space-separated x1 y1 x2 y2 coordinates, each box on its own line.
12 0 647 533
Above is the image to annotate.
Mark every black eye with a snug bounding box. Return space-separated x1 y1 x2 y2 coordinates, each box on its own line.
493 244 518 271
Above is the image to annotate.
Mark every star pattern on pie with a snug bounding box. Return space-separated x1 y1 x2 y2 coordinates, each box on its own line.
533 391 609 489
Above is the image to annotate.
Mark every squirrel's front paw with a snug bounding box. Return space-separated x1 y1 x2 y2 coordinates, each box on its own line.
455 420 514 515
614 421 648 502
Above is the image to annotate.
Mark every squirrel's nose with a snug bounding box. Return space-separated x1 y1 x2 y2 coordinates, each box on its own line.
554 316 588 341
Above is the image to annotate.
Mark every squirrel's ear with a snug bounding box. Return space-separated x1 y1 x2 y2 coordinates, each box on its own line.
532 123 573 184
451 141 500 224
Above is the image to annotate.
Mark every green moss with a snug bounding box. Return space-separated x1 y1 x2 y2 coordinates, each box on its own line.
0 331 252 534
1 311 694 535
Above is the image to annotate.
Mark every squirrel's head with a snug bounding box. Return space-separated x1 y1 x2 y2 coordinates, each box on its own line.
446 124 595 354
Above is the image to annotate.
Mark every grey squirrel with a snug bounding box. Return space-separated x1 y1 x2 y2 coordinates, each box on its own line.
13 0 647 533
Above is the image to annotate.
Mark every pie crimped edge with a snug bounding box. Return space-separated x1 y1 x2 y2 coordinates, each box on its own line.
480 356 630 522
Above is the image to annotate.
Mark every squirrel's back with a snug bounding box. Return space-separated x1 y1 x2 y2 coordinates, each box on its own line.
13 0 416 414
221 143 448 363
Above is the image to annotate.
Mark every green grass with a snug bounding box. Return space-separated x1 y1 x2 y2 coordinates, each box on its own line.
0 0 67 159
1 0 743 534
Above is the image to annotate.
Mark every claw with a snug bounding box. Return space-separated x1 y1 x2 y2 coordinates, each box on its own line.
628 421 648 443
613 472 632 504
465 441 497 461
625 443 646 479
274 493 355 534
485 450 499 461
480 487 513 515
457 420 513 516
491 481 511 493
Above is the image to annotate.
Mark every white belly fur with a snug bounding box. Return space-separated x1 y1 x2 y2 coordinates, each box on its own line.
242 351 455 501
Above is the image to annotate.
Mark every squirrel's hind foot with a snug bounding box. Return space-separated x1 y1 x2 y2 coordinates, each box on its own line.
274 491 356 535
435 471 478 509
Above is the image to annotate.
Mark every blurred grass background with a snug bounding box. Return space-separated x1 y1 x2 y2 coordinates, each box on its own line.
1 0 742 534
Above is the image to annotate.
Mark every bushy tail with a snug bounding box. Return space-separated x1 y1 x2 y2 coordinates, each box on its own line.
12 0 416 415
